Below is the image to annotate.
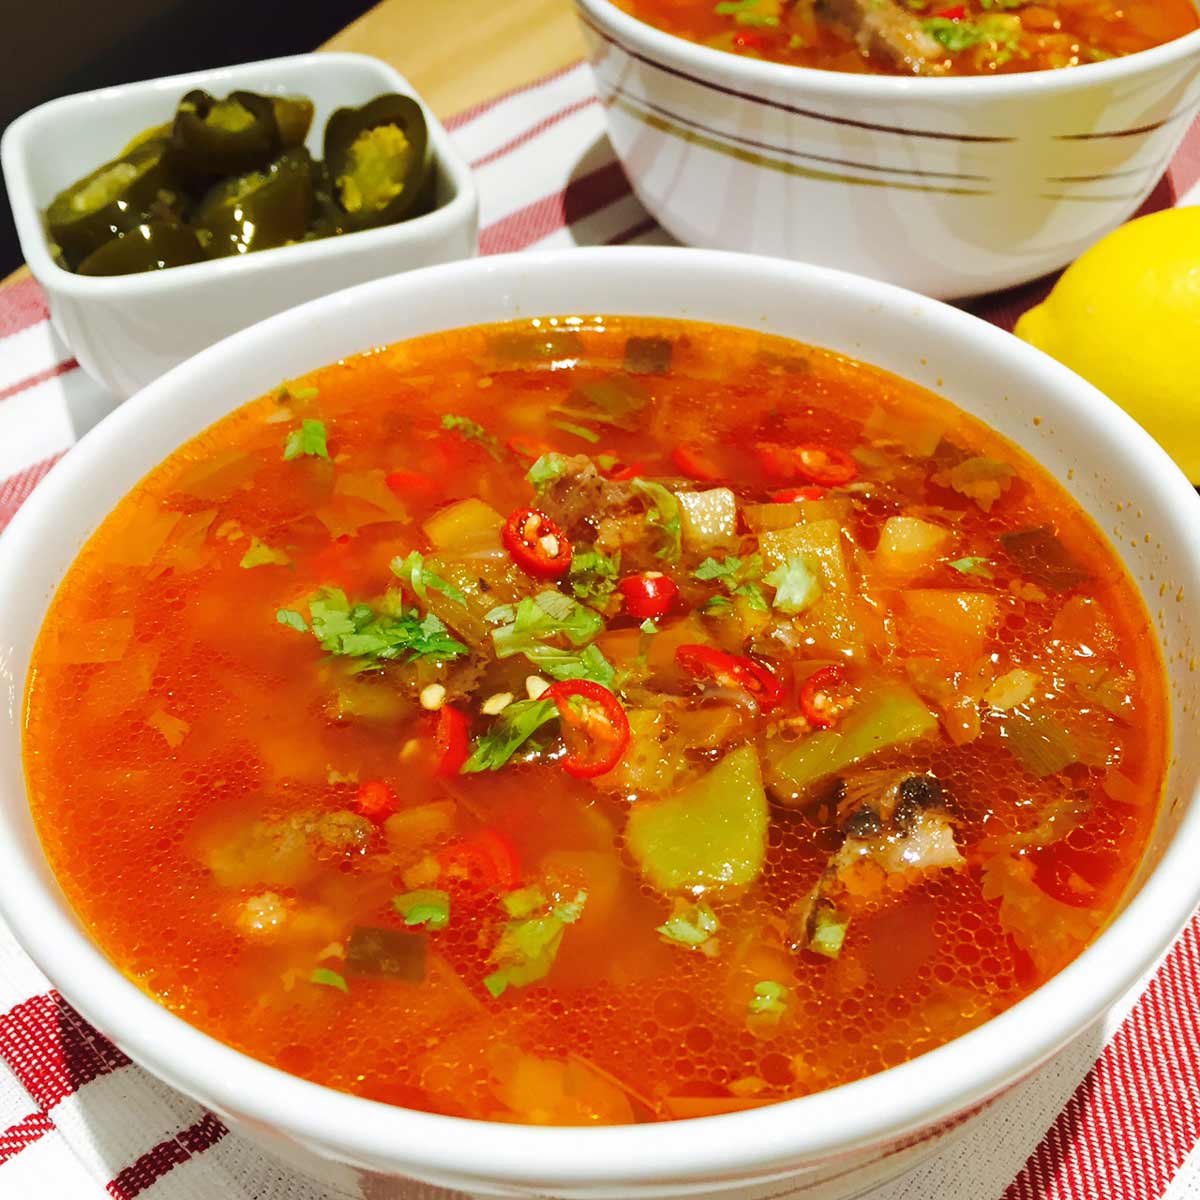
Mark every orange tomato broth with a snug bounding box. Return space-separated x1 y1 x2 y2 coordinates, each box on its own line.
24 317 1164 1125
614 0 1199 76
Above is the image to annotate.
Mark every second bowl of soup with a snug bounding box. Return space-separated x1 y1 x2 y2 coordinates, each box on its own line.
575 0 1200 297
1 247 1199 1199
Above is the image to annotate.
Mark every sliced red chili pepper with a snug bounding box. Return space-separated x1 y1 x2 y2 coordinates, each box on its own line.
675 644 786 711
933 4 966 17
546 679 631 779
438 828 521 892
799 664 853 730
501 508 572 579
671 444 722 482
617 571 678 621
733 29 765 50
385 470 439 501
772 486 826 503
756 443 858 487
434 704 470 777
356 779 398 822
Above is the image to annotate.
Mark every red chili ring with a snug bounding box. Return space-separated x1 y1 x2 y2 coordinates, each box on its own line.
501 508 573 579
545 679 631 778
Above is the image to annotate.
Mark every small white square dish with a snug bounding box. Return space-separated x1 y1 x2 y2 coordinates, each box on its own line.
1 52 479 398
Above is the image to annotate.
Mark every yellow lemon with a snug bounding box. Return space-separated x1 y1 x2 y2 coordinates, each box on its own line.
1015 207 1200 481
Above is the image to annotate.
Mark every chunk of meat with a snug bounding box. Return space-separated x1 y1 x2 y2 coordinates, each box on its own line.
538 455 635 538
817 0 949 75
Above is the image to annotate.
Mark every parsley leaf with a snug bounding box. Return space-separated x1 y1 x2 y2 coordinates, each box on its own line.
949 556 996 580
461 697 559 773
278 587 467 671
551 419 601 443
523 642 616 689
695 554 768 611
569 546 621 608
922 13 1022 61
714 0 781 27
283 419 330 461
764 555 821 614
390 551 467 607
527 452 572 494
239 537 290 569
310 967 349 993
442 413 501 460
483 889 588 997
392 889 450 931
631 479 682 564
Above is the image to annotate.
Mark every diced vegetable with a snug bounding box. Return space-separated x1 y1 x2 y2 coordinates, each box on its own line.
767 683 937 803
1000 526 1088 592
743 496 852 533
676 488 738 554
931 456 1013 512
893 590 999 669
393 889 450 930
345 925 427 981
984 669 1038 711
760 519 848 590
626 745 768 892
873 516 952 582
422 498 504 554
625 335 673 375
1003 711 1086 777
383 800 456 852
764 554 821 614
657 899 721 956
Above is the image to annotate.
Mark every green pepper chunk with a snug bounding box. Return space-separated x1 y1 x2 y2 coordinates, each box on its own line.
169 89 281 180
44 140 178 269
75 221 205 276
322 93 433 232
194 147 315 258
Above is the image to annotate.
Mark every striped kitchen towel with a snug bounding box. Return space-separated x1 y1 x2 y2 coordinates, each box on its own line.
1 54 1199 1200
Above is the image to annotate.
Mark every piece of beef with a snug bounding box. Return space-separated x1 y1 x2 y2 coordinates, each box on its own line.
817 0 949 75
538 455 636 538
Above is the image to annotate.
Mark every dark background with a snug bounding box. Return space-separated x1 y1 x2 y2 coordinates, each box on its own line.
0 0 376 275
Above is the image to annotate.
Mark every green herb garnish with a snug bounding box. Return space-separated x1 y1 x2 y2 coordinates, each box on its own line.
310 967 349 993
390 551 467 607
657 900 721 956
442 413 501 460
764 555 821 614
569 546 621 609
392 889 450 931
809 908 850 959
492 591 603 656
695 554 768 611
283 419 330 461
949 556 996 579
277 587 467 671
714 0 782 27
749 980 790 1017
632 479 682 564
551 419 601 444
527 452 571 494
461 697 559 773
483 889 588 997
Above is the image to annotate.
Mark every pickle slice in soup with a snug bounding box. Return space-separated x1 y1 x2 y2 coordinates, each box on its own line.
322 93 433 232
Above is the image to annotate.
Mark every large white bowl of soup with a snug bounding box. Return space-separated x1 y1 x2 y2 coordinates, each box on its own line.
574 0 1200 299
0 246 1199 1200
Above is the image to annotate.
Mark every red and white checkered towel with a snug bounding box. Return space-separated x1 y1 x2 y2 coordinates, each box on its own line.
1 56 1199 1200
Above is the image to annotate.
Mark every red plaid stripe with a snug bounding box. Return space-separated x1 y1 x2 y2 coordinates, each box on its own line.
0 452 63 534
106 1113 228 1200
0 276 49 342
0 1110 54 1165
0 992 130 1111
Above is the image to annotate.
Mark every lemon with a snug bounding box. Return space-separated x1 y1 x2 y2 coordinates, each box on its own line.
1015 207 1200 482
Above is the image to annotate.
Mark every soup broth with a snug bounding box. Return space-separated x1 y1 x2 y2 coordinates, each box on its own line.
24 317 1165 1124
614 0 1199 76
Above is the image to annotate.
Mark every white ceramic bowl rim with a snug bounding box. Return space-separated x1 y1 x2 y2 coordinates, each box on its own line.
579 0 1200 99
0 52 475 300
2 246 1199 1190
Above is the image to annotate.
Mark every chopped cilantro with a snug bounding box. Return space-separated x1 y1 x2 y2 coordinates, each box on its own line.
278 587 467 671
922 13 1022 61
714 0 781 27
748 980 790 1018
569 546 621 609
483 889 588 997
276 608 308 633
392 889 450 931
277 381 319 403
595 453 618 472
809 908 850 959
442 413 501 460
658 899 721 957
527 452 571 494
695 554 768 611
631 479 682 564
764 555 821 614
390 551 467 607
551 419 601 444
640 618 659 635
950 556 996 580
239 537 290 569
283 419 329 461
310 967 348 993
492 591 603 657
461 697 558 773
